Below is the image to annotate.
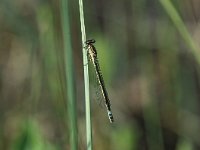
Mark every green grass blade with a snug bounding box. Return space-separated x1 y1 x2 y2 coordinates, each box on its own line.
60 0 78 149
78 0 93 149
159 0 200 65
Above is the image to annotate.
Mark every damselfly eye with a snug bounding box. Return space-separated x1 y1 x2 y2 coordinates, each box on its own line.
85 39 96 44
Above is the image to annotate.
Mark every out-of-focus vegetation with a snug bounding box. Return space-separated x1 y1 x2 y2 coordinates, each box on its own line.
1 0 200 150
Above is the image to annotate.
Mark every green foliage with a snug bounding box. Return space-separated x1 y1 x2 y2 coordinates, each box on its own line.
11 120 57 150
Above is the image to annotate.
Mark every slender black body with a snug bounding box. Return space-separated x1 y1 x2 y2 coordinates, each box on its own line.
85 39 114 123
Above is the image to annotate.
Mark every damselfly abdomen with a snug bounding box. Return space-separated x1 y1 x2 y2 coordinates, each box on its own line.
85 39 114 123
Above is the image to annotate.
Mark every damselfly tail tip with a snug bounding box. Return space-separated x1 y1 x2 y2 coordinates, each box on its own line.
110 117 114 123
108 111 114 123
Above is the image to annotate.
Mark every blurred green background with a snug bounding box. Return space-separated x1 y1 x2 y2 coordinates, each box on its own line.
1 0 200 150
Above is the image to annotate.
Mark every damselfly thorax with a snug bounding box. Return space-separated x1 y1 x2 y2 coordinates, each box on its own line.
86 40 97 62
85 39 114 123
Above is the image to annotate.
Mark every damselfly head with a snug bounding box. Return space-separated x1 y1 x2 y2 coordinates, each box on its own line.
85 39 96 45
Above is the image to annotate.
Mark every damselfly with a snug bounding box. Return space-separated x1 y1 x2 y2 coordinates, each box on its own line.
85 39 114 123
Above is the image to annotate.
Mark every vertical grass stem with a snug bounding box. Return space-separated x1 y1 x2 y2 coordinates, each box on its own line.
60 0 78 149
78 0 93 149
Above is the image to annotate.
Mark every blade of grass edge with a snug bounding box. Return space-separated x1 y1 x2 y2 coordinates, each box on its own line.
60 0 78 149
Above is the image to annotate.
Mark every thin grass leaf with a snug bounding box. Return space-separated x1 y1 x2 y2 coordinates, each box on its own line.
60 0 78 149
78 0 93 149
159 0 200 65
